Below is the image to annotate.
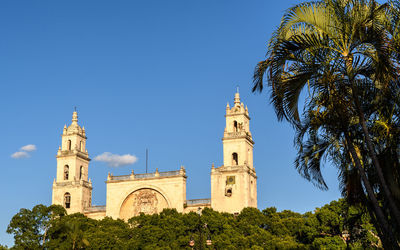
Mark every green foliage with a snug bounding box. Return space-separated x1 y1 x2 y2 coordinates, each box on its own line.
46 213 94 249
0 245 8 250
6 204 66 249
253 0 400 246
311 236 346 249
7 200 381 249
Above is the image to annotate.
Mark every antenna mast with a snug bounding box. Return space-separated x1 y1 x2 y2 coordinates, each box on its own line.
146 149 148 173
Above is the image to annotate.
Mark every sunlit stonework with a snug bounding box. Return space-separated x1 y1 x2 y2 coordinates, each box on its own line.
119 188 169 220
133 189 159 215
52 92 257 220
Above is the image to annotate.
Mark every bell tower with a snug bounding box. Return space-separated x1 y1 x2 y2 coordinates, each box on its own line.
211 91 257 213
52 110 92 214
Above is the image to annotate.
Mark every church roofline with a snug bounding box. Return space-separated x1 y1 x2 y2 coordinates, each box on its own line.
84 205 106 213
185 198 211 206
106 168 186 183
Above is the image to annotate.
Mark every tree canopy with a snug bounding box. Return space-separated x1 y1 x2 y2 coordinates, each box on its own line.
5 201 380 249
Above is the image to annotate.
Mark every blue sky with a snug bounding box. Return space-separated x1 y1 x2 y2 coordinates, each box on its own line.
0 0 342 246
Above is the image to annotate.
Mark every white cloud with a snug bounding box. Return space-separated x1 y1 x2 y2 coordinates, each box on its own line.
11 151 30 159
11 144 37 159
20 144 37 152
94 152 138 167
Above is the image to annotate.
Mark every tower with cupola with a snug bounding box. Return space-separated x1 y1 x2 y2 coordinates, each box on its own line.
211 91 257 213
52 111 92 213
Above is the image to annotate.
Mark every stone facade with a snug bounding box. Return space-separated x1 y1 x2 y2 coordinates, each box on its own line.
105 169 187 220
211 92 257 213
52 111 92 214
52 92 257 219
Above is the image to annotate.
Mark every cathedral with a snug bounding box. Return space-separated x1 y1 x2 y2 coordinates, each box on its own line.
52 92 257 220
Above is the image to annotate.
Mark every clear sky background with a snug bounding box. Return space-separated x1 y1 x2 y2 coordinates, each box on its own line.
0 0 342 246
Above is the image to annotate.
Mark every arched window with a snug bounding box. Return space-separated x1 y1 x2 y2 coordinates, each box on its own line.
232 153 238 165
233 121 238 132
64 193 71 208
79 166 83 180
67 140 71 150
64 165 69 180
225 187 232 197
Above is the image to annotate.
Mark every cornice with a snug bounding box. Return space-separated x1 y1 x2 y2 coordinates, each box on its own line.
211 164 257 178
61 133 87 139
222 135 254 145
53 180 93 189
106 174 187 184
56 151 91 162
225 112 251 120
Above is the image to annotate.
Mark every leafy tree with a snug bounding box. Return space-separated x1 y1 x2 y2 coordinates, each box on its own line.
6 204 65 249
46 213 94 249
85 217 131 249
311 236 346 249
7 201 381 249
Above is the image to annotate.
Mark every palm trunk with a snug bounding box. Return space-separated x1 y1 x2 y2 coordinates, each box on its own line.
42 228 47 246
352 92 400 229
365 197 385 248
345 135 398 248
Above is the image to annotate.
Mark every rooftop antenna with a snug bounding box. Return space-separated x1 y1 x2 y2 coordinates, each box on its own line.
146 148 148 173
236 85 239 93
74 106 77 112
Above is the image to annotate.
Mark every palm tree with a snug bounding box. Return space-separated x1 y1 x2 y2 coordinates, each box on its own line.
292 81 398 245
253 0 400 247
65 220 89 250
